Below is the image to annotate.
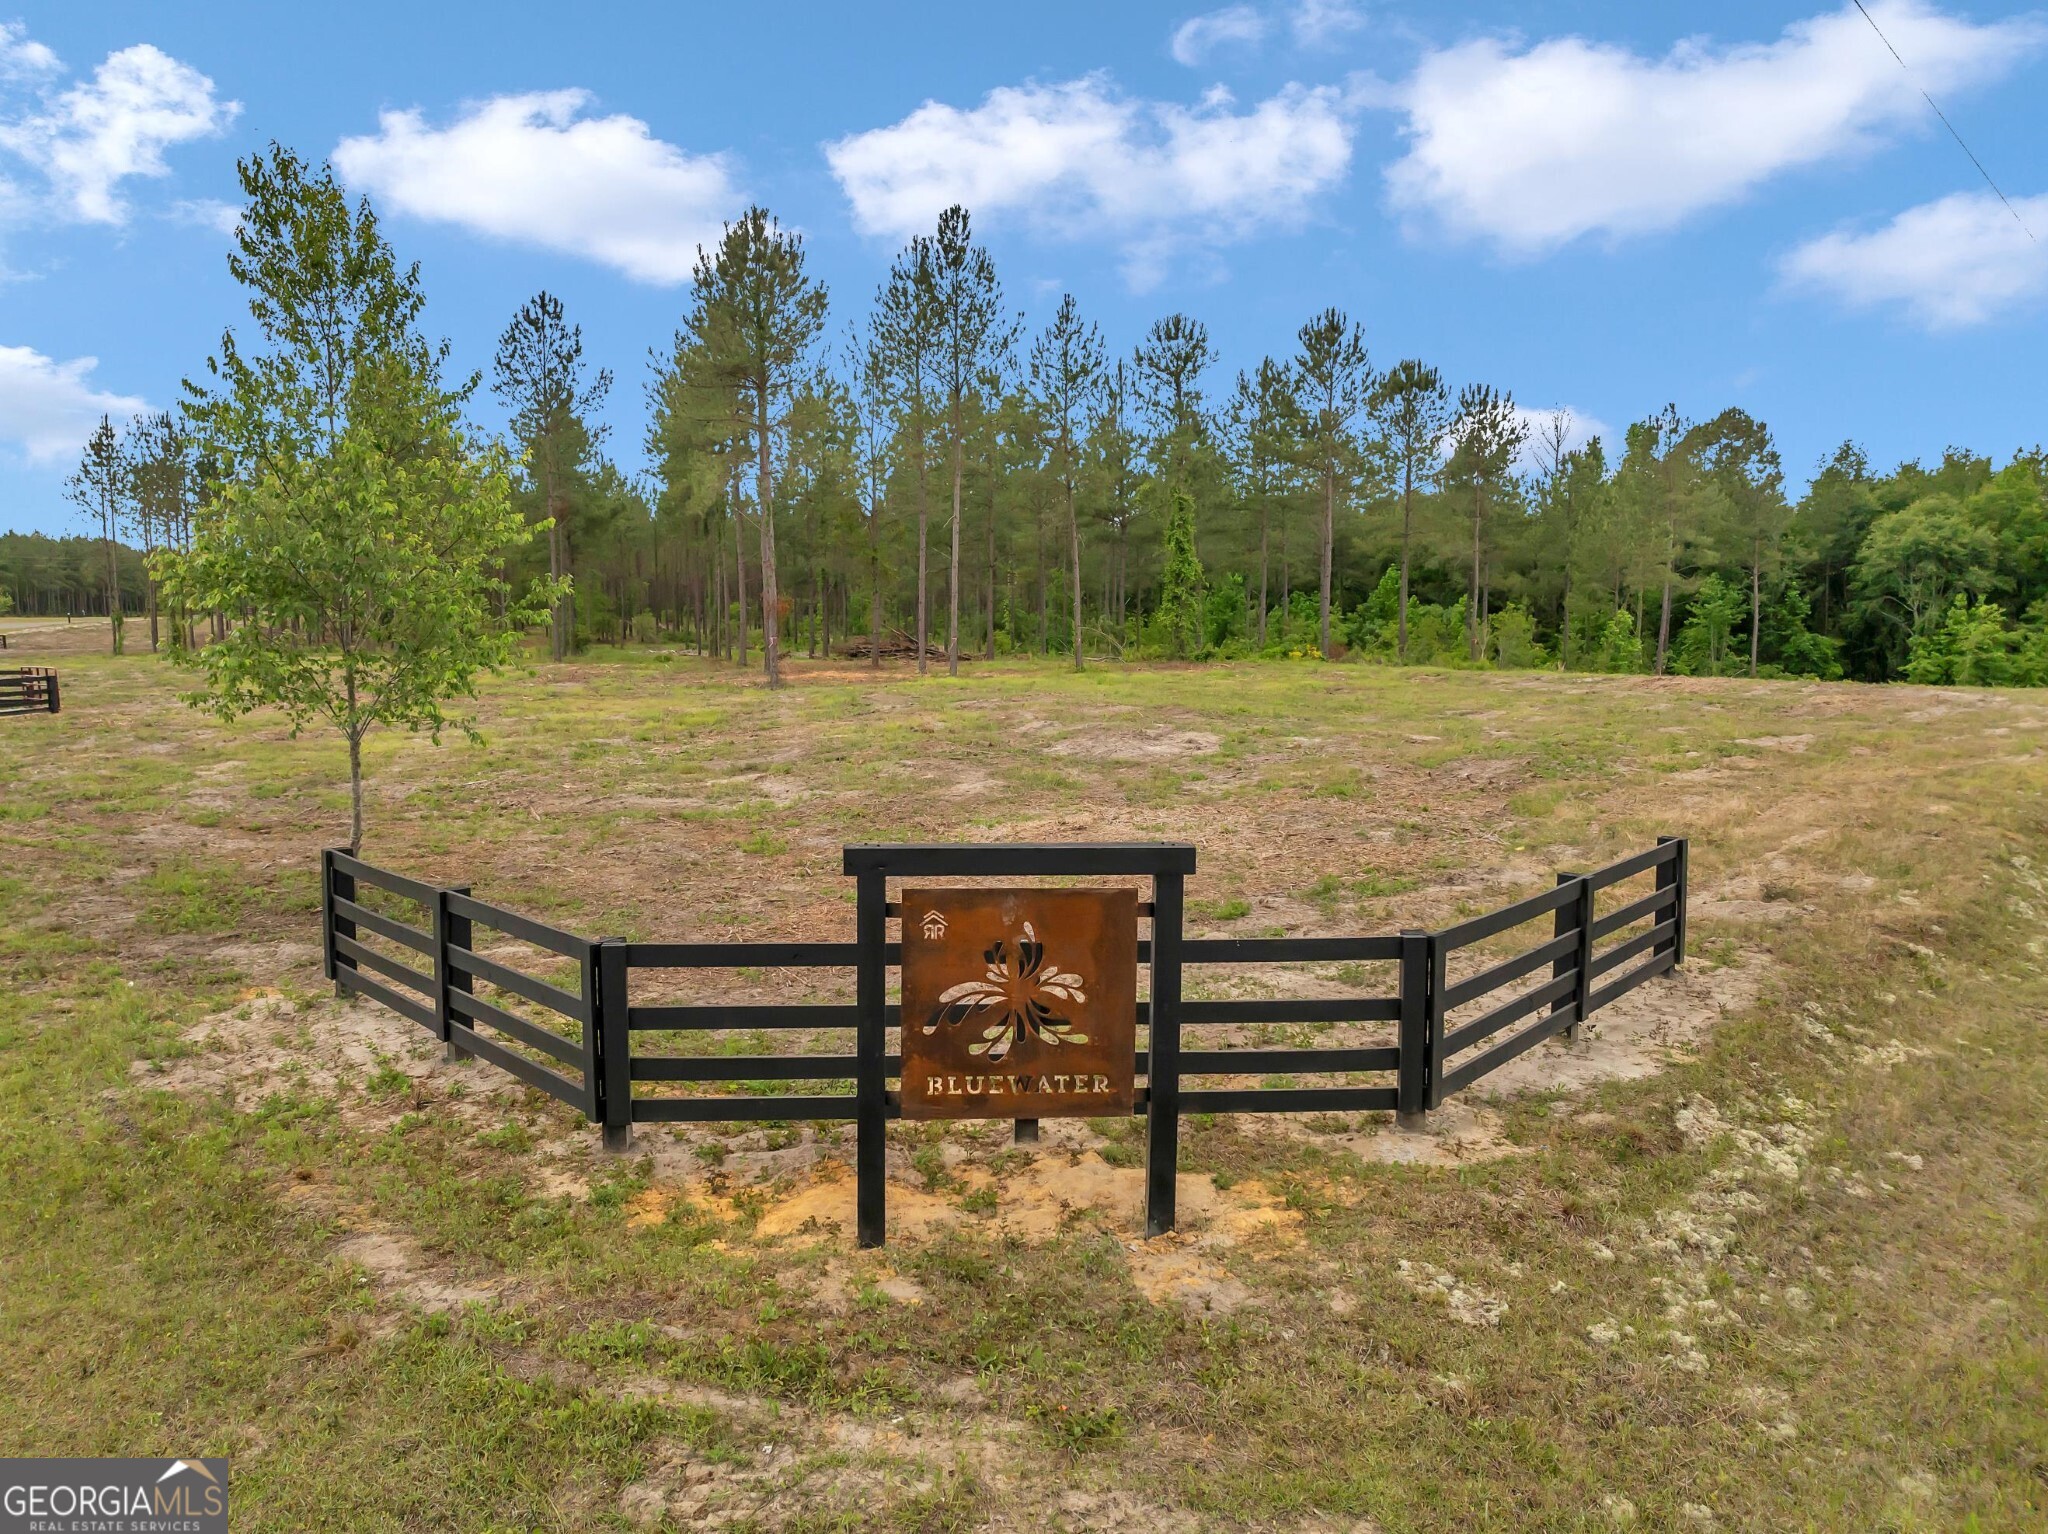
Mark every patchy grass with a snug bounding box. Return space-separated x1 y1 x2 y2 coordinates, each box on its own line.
0 624 2044 1529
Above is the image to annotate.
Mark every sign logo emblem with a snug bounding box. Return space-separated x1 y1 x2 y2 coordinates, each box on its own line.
899 888 1137 1119
926 921 1089 1062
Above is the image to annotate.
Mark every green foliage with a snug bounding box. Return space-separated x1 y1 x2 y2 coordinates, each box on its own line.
159 146 556 852
1674 574 1747 676
1156 489 1205 659
1595 610 1645 674
1489 602 1545 669
1759 580 1842 679
1402 596 1469 666
1204 571 1247 651
1905 595 2022 686
1344 565 1401 655
1853 496 2001 649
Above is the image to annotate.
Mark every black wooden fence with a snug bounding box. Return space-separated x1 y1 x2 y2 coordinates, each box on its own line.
0 667 58 716
322 836 1687 1247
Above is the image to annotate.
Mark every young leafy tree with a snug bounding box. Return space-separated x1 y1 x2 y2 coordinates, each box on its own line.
67 415 128 651
873 237 940 673
1029 293 1105 672
491 291 611 662
1447 384 1528 660
926 206 1015 677
164 145 553 854
1292 309 1373 659
1371 359 1450 661
690 206 830 688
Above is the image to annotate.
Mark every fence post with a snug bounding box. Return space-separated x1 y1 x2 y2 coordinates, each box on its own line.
598 938 631 1151
325 850 355 997
1656 836 1685 969
434 885 473 1062
1572 875 1595 1035
1551 874 1577 1041
855 871 889 1249
44 671 59 714
1396 928 1430 1130
1145 869 1185 1238
1425 932 1448 1110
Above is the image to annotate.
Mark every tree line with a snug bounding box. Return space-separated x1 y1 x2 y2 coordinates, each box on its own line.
45 147 2048 692
465 204 2048 689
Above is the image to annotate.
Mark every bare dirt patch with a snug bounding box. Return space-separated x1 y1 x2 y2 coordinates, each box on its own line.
1470 950 1769 1097
333 1231 497 1314
1046 727 1221 761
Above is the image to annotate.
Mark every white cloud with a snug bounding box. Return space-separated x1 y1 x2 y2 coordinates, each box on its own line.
332 91 740 285
1171 6 1270 67
1292 0 1366 48
1782 190 2048 328
168 196 239 235
1381 2 2044 256
0 345 146 465
0 40 237 225
0 21 59 80
825 73 1356 284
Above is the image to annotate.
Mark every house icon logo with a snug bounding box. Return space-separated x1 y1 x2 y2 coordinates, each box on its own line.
920 909 948 940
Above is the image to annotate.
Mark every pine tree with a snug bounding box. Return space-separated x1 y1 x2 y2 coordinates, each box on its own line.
1293 309 1373 659
1447 384 1527 661
1371 360 1449 661
1030 294 1105 671
688 207 830 688
66 415 128 652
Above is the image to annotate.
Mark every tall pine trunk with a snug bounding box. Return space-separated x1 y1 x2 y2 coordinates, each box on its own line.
947 414 962 677
1469 481 1484 661
1258 507 1269 647
915 445 929 676
1749 548 1762 678
103 496 122 656
1035 497 1048 655
1398 466 1414 662
546 469 568 662
756 382 781 688
868 499 882 670
1319 470 1335 659
985 465 997 660
1068 470 1084 672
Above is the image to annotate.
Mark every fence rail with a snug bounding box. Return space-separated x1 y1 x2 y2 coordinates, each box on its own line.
0 666 58 716
320 835 1688 1246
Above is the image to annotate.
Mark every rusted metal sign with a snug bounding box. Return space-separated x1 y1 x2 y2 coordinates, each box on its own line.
899 887 1138 1119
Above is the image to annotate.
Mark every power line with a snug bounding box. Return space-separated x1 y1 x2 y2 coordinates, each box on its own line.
1851 0 2034 242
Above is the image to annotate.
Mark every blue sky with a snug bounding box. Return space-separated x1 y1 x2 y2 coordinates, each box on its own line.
2 0 2044 534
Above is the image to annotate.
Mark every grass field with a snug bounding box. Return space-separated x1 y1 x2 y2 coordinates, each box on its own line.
2 616 2044 1532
